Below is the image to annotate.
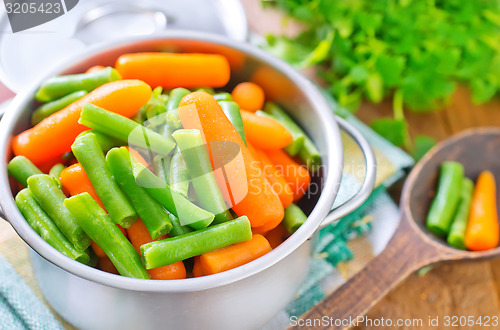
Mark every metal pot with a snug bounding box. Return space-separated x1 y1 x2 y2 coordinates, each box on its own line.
0 31 376 330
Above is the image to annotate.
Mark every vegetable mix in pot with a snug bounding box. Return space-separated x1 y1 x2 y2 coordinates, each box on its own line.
8 52 321 280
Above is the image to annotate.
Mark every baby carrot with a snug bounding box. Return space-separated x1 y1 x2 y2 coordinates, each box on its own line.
178 92 284 229
13 80 152 165
192 256 204 277
231 82 265 112
199 234 271 275
116 53 230 89
264 224 289 249
265 149 311 202
240 110 292 150
127 219 186 280
248 143 293 208
465 171 500 251
85 65 106 74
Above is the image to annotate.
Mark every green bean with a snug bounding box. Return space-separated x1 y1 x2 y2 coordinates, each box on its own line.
27 174 90 251
79 103 175 156
219 101 247 145
77 130 122 154
8 156 43 187
283 203 307 234
64 193 150 279
262 102 306 156
35 67 121 102
87 247 99 268
169 147 190 197
168 212 193 237
71 132 138 228
49 163 65 187
213 92 233 102
141 216 252 269
107 147 173 239
426 161 464 237
195 87 215 94
15 188 90 264
447 178 474 249
166 88 190 112
133 162 214 230
145 87 169 120
153 155 171 184
165 109 182 130
172 129 233 224
32 90 87 125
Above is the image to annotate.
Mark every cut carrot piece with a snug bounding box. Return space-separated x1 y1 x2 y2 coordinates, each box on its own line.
231 82 265 112
240 110 292 150
199 234 271 275
13 80 152 165
465 171 499 251
178 92 283 228
247 142 293 208
116 53 230 89
265 149 311 202
97 257 119 275
265 224 289 249
127 219 186 280
192 256 204 277
86 65 106 74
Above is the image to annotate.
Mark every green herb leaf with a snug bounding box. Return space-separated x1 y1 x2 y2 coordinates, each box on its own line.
412 135 437 161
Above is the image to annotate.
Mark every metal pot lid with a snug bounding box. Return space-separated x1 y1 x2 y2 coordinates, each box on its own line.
0 0 248 92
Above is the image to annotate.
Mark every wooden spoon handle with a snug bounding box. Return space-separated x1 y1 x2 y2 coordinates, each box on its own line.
299 217 440 329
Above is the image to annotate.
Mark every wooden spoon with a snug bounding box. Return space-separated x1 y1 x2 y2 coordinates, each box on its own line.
300 128 500 329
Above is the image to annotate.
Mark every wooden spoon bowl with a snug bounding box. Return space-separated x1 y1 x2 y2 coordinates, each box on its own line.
300 128 500 329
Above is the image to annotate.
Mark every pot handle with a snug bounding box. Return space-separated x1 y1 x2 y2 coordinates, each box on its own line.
317 116 377 232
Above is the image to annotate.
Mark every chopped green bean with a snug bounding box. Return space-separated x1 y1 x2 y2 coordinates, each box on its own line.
8 156 43 187
71 132 138 228
447 178 474 249
172 129 233 224
169 147 190 197
426 162 464 237
283 203 307 233
133 163 214 230
213 92 233 102
32 90 87 125
27 174 90 251
145 87 169 120
79 103 175 156
219 101 247 145
77 130 122 154
107 147 173 239
166 88 190 112
49 163 65 187
15 188 90 264
153 155 171 184
141 216 252 269
35 67 121 102
195 87 215 94
64 193 149 279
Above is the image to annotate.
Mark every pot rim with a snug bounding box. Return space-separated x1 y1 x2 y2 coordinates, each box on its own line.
0 30 343 292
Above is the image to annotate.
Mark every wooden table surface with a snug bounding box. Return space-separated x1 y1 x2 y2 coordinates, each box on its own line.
242 1 500 329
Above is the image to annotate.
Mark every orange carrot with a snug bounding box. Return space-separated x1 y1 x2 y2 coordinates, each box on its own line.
247 143 293 208
125 146 149 167
60 163 105 208
465 171 499 251
198 234 271 275
85 65 106 74
127 219 186 280
97 257 119 275
265 149 311 202
192 256 204 277
240 110 292 150
178 92 283 228
13 80 152 165
116 53 230 89
60 163 127 258
264 224 289 249
231 82 265 112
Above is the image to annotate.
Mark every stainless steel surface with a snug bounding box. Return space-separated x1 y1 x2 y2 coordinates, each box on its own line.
0 31 370 329
0 0 248 92
317 116 377 231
